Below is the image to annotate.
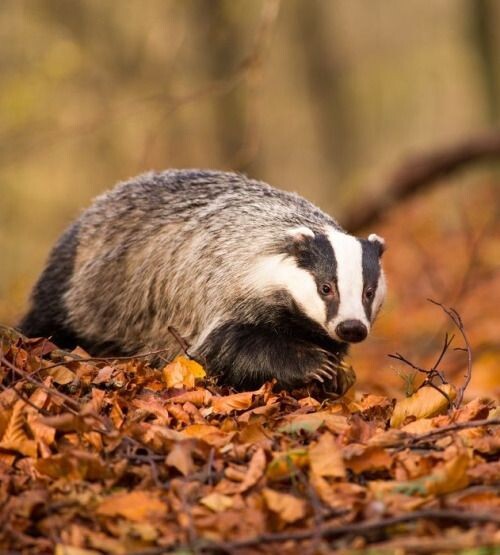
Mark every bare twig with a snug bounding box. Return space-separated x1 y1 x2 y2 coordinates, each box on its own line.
388 300 473 409
31 346 172 375
167 326 190 357
428 300 473 408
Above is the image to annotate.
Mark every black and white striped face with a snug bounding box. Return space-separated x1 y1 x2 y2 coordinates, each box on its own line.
249 227 386 343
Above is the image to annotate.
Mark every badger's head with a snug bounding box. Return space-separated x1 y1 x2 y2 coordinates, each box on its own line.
249 226 386 344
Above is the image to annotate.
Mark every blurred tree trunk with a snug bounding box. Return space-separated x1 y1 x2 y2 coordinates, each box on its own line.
470 0 500 122
291 0 355 186
192 0 257 173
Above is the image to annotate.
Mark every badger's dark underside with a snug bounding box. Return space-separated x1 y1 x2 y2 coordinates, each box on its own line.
197 307 351 391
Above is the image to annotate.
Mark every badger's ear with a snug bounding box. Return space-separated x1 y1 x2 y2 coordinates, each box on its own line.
285 226 315 255
368 233 386 257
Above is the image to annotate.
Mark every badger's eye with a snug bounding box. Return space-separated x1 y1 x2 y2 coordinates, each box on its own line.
364 288 375 301
320 283 332 296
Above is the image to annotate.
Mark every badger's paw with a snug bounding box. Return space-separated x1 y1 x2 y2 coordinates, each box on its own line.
305 348 356 396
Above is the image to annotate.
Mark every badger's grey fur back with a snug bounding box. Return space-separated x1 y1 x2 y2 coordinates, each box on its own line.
20 170 386 392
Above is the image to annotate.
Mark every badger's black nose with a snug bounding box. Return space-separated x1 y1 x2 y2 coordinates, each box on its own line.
336 320 367 343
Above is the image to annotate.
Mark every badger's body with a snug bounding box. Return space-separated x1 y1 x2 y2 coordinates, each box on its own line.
20 170 386 392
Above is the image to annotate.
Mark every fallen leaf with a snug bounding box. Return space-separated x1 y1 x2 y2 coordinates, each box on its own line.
391 385 457 427
237 447 266 492
0 400 37 457
343 444 392 474
183 424 234 447
309 432 345 478
162 356 206 389
97 491 167 522
45 365 76 385
262 488 306 523
166 442 195 476
266 449 308 481
200 492 234 512
212 391 254 414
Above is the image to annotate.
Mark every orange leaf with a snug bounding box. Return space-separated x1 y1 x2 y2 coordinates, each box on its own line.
97 491 167 522
212 391 254 414
309 432 345 478
162 356 206 389
182 424 234 447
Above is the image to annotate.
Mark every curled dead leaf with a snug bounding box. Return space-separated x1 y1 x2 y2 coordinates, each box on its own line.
391 385 457 428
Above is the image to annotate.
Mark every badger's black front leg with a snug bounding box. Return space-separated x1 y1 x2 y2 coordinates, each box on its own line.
195 321 354 394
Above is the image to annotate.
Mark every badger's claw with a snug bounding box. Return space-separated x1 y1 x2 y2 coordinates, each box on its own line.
305 348 356 396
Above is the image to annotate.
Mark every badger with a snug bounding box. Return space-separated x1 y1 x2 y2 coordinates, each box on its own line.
20 170 386 393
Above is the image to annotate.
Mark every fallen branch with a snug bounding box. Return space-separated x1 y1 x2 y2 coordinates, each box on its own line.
342 128 500 232
403 417 500 446
198 509 500 553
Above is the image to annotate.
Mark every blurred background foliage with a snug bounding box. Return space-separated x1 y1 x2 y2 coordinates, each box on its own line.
1 0 499 396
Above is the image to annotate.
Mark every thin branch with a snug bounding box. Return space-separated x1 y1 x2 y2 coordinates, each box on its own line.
30 346 172 375
168 326 190 357
428 299 473 408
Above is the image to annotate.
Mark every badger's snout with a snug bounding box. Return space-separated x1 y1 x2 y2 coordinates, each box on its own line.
335 319 367 343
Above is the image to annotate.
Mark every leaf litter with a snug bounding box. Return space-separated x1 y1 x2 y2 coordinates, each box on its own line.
0 330 499 554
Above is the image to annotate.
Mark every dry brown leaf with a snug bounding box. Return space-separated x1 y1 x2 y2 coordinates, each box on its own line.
182 424 234 447
266 449 309 481
166 442 195 476
343 444 392 474
26 413 56 446
391 385 457 427
200 492 234 512
45 365 76 385
167 389 211 406
371 449 470 497
262 488 306 523
97 491 167 522
237 447 266 492
212 391 254 414
0 399 37 457
309 432 345 478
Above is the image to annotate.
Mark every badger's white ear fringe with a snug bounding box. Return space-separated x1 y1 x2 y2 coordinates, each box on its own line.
368 233 386 254
287 226 315 240
368 233 385 245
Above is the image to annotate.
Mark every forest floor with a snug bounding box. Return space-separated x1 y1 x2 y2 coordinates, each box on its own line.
0 324 498 555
